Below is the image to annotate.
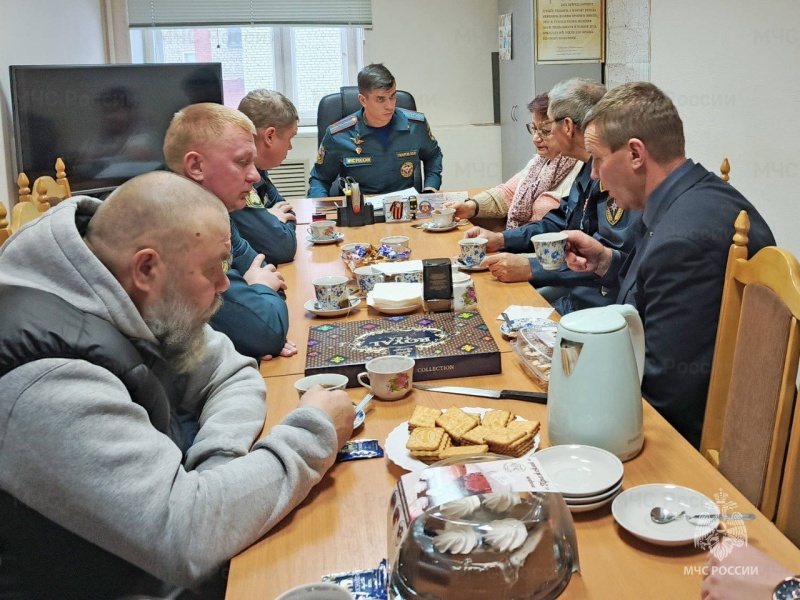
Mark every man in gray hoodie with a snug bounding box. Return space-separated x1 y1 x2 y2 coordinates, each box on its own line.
0 171 353 598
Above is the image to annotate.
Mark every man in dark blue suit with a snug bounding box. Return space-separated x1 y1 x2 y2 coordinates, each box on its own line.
565 82 775 447
465 78 641 314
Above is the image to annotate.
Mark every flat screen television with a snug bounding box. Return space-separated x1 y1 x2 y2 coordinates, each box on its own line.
10 63 223 196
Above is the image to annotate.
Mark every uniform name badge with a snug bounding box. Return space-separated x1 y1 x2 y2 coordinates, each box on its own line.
344 156 373 166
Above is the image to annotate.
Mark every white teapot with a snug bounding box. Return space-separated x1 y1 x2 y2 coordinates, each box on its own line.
547 304 645 461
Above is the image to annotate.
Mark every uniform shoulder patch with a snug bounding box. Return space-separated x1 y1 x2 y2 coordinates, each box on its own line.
330 115 358 134
245 189 264 209
398 107 425 122
606 198 624 226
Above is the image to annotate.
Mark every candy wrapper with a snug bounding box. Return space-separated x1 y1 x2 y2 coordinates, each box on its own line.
337 439 384 462
341 243 412 272
322 559 388 600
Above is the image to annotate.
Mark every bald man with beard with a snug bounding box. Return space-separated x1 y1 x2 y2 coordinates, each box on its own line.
0 171 353 599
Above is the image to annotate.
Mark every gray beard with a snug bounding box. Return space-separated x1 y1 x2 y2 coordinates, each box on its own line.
143 292 223 374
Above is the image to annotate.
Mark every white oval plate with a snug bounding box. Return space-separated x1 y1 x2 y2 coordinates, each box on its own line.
304 296 360 317
534 445 624 497
452 257 489 272
611 484 719 546
307 231 344 245
385 407 541 472
565 480 623 505
366 292 422 315
421 221 459 232
567 488 621 513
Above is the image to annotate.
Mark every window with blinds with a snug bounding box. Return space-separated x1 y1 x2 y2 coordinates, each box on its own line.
128 1 370 125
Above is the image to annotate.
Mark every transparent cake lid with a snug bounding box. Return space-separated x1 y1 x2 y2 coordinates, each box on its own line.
389 455 579 600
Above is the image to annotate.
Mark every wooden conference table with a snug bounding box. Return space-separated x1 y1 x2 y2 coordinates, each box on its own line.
226 213 800 599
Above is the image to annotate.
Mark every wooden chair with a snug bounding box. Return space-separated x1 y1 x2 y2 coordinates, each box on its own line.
2 158 71 242
700 210 800 520
27 157 71 210
720 157 730 182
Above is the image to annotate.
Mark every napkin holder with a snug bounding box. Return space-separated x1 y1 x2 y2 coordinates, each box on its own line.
336 179 375 227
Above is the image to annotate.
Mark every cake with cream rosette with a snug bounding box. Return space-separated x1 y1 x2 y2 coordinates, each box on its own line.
390 491 576 599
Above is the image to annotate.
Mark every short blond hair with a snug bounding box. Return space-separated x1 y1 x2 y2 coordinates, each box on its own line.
163 103 256 173
584 82 685 164
238 89 298 132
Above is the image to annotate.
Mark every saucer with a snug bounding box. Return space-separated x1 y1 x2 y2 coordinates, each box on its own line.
535 445 624 497
611 484 719 546
453 257 489 272
354 408 366 429
304 296 360 317
307 232 344 245
421 221 459 232
567 487 622 513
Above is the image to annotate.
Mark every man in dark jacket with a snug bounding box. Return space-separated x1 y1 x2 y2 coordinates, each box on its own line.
235 89 298 265
564 82 775 447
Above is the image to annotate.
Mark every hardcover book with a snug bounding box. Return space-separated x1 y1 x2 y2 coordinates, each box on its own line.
305 311 501 387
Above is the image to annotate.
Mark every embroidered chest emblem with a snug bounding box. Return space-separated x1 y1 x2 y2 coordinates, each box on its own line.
245 189 264 208
350 134 364 155
400 161 414 178
606 198 624 226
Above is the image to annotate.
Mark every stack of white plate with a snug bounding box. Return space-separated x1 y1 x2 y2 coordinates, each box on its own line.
535 445 624 513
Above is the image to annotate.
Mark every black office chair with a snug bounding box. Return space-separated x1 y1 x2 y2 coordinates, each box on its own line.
316 86 417 146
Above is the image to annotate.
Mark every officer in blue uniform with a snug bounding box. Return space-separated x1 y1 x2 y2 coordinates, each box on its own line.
234 89 298 265
308 64 443 197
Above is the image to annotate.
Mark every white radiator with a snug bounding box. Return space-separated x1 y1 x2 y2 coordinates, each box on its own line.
269 159 309 199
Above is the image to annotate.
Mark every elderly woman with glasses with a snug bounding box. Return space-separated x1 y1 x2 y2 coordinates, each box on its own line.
444 93 582 228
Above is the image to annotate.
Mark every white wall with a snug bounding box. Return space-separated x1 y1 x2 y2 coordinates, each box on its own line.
651 0 800 258
0 0 106 212
289 0 503 191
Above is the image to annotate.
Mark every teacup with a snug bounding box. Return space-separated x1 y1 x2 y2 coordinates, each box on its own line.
354 265 385 294
275 582 355 600
458 238 488 267
309 220 337 240
531 232 568 271
357 356 415 401
381 235 410 251
431 207 456 228
312 275 349 310
396 270 423 284
293 373 349 398
453 274 478 310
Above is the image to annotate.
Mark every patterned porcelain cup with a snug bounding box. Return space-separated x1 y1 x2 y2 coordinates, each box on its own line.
312 275 349 310
293 373 349 398
354 266 385 294
357 356 415 401
531 232 568 271
309 220 337 240
458 237 488 267
396 270 423 284
453 274 478 310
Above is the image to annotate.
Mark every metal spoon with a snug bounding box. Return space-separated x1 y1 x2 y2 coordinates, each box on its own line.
501 312 516 330
650 506 756 524
354 392 374 415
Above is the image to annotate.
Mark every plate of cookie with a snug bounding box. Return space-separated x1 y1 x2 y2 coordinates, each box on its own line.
385 405 541 472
